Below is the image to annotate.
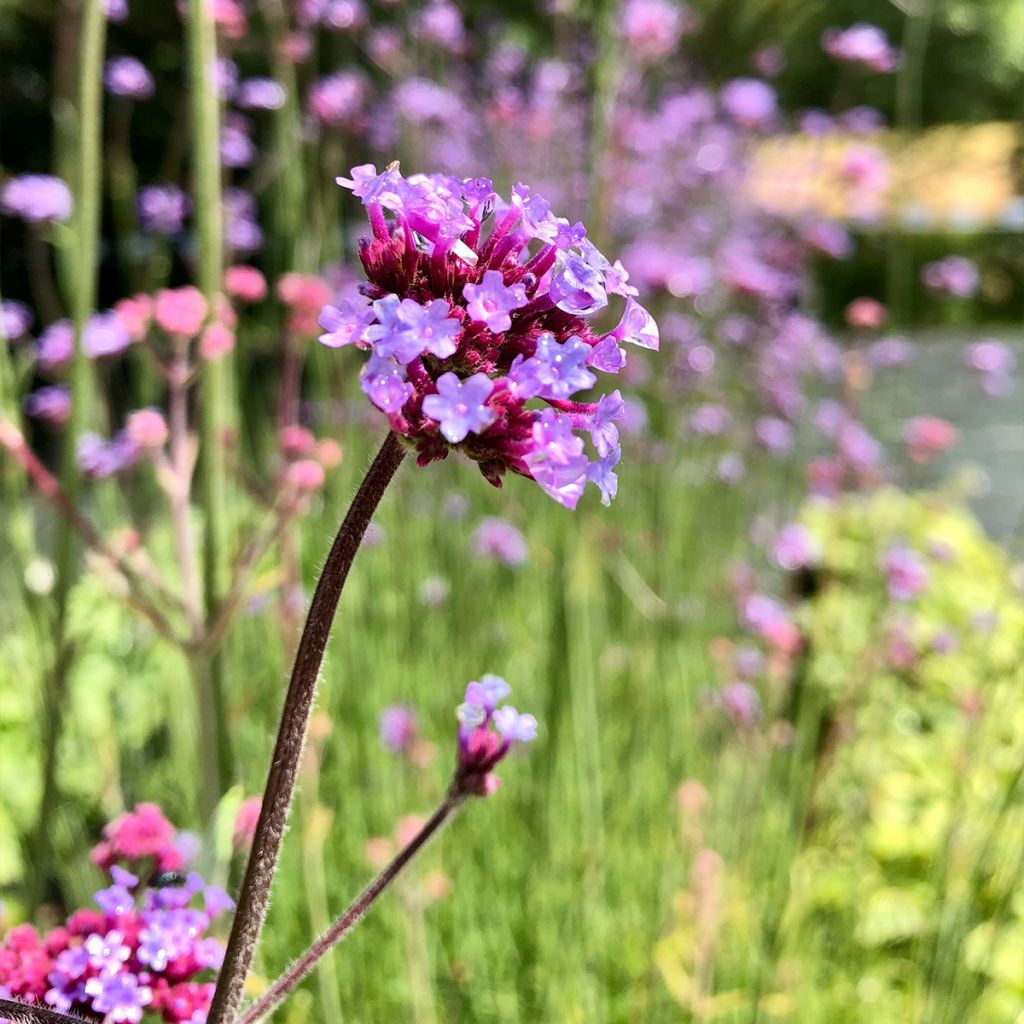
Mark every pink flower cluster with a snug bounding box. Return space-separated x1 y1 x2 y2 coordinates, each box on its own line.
0 806 231 1024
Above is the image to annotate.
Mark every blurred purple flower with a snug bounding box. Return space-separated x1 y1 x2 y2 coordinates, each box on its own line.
472 517 527 567
25 386 71 426
104 57 154 99
1 175 73 223
137 184 189 236
1 299 33 339
379 705 417 754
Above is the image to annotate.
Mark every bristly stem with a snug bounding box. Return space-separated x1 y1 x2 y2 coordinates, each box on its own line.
186 0 232 797
236 796 460 1024
206 433 407 1024
28 0 106 916
0 997 85 1024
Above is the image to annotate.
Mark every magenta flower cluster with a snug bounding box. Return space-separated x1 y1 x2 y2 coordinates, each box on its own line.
318 164 658 508
452 675 536 797
0 805 230 1024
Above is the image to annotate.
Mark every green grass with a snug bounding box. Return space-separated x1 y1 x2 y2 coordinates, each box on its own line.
2 416 1021 1024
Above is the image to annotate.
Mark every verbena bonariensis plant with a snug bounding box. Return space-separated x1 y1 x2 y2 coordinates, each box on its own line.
320 163 659 508
0 677 535 1024
204 166 658 1024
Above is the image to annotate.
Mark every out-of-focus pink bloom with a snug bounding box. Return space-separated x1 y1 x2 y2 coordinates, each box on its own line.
379 705 418 754
752 45 785 77
90 803 182 871
279 424 316 457
922 256 980 299
886 621 917 670
903 416 957 463
471 517 527 567
807 456 843 498
278 273 333 334
882 544 928 601
154 287 207 337
232 797 262 852
307 71 367 126
224 265 267 303
114 295 153 341
719 78 777 130
720 682 761 727
844 297 887 330
285 458 326 491
126 408 169 449
200 322 234 360
822 23 901 73
772 523 819 571
621 0 692 63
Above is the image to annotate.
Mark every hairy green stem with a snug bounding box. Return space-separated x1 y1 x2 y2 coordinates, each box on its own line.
206 433 406 1024
28 0 105 915
187 0 233 799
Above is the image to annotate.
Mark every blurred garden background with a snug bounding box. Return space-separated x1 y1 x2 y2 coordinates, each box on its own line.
1 0 1023 1022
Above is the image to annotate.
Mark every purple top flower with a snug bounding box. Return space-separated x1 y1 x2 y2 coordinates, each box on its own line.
720 78 777 130
883 544 928 601
25 386 72 425
321 165 657 508
308 71 367 125
77 431 139 478
379 705 417 753
452 676 535 797
138 184 189 236
720 682 761 727
822 24 901 72
422 372 496 443
104 57 155 99
922 256 980 299
1 175 73 223
318 296 376 349
1 299 33 339
772 523 818 571
549 255 608 315
367 294 461 363
84 311 132 359
36 320 75 371
462 269 528 332
509 333 596 400
237 77 287 110
471 517 527 566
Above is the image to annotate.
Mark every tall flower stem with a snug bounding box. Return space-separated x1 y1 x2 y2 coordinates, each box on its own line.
186 0 232 797
28 0 105 915
236 796 459 1024
207 433 406 1024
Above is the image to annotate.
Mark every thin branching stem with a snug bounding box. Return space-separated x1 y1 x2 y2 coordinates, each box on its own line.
237 796 460 1024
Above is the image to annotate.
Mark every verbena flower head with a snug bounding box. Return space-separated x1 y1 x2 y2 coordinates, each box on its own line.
320 164 658 508
452 675 536 797
0 806 230 1024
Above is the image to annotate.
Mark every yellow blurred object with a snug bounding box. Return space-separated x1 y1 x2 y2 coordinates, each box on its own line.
747 122 1024 228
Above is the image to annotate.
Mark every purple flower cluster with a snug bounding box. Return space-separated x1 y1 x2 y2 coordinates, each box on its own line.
451 675 536 797
318 164 658 508
1 175 73 223
0 809 230 1024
